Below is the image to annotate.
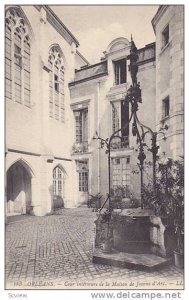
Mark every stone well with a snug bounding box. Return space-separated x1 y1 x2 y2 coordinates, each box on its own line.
95 208 176 258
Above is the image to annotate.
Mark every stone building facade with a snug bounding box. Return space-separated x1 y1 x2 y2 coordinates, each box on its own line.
152 5 184 159
69 38 156 205
5 5 88 216
5 5 184 215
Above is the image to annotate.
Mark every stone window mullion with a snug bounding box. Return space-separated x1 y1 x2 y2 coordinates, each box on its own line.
54 61 60 121
58 67 61 121
11 28 15 101
23 35 31 107
6 8 31 106
21 35 24 104
60 66 65 123
52 60 55 119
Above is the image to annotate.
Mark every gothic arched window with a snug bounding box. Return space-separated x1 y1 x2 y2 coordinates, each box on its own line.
48 46 65 122
5 7 31 107
53 166 65 198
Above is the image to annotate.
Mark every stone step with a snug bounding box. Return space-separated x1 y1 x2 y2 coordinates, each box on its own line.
93 248 172 271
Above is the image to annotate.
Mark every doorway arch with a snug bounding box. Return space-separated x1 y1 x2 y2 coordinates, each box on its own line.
6 159 33 215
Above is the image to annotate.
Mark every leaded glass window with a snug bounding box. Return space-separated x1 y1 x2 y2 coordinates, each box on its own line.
5 8 31 106
48 46 65 122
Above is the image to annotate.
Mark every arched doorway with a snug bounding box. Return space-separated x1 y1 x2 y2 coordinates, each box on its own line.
6 160 32 215
53 166 65 210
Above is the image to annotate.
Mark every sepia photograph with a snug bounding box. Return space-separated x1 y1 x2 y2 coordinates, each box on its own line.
4 3 184 292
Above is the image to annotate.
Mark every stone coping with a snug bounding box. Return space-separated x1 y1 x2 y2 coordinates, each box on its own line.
112 208 155 217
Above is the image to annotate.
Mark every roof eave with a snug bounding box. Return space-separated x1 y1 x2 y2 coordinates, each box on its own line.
34 5 80 47
151 5 169 34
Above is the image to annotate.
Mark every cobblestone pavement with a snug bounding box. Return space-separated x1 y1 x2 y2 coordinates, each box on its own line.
5 207 184 290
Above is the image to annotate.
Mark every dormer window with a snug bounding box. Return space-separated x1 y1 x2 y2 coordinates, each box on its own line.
114 58 127 85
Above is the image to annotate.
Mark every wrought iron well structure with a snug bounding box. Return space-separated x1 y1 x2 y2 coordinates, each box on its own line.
93 36 168 211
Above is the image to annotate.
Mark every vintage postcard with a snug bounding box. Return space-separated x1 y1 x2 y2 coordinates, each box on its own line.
4 3 184 297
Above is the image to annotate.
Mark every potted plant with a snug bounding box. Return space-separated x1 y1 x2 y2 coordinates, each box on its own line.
100 209 113 253
143 157 184 267
172 159 184 268
87 193 102 211
173 201 184 268
110 186 131 209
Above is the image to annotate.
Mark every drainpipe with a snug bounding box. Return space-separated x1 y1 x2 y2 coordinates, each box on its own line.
97 81 100 194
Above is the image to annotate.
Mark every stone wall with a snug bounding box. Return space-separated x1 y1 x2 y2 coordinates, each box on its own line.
153 5 184 160
6 5 82 215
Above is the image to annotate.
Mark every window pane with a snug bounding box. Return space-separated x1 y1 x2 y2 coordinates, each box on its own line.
83 110 88 142
53 179 56 194
162 25 169 48
75 112 82 143
121 100 129 138
5 37 11 59
24 94 30 107
162 96 170 118
53 167 64 197
114 59 127 85
112 102 120 133
49 102 53 118
5 78 12 100
59 79 64 93
5 58 11 80
24 39 30 53
54 74 59 92
79 171 88 192
120 60 126 84
24 54 30 72
60 108 65 123
49 90 53 102
49 72 53 87
24 70 30 90
5 25 11 40
60 95 64 108
14 39 22 103
14 33 21 46
55 105 59 120
111 157 130 197
15 90 21 103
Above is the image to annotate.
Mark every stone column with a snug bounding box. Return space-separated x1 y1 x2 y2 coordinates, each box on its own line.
65 160 77 208
31 176 41 216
